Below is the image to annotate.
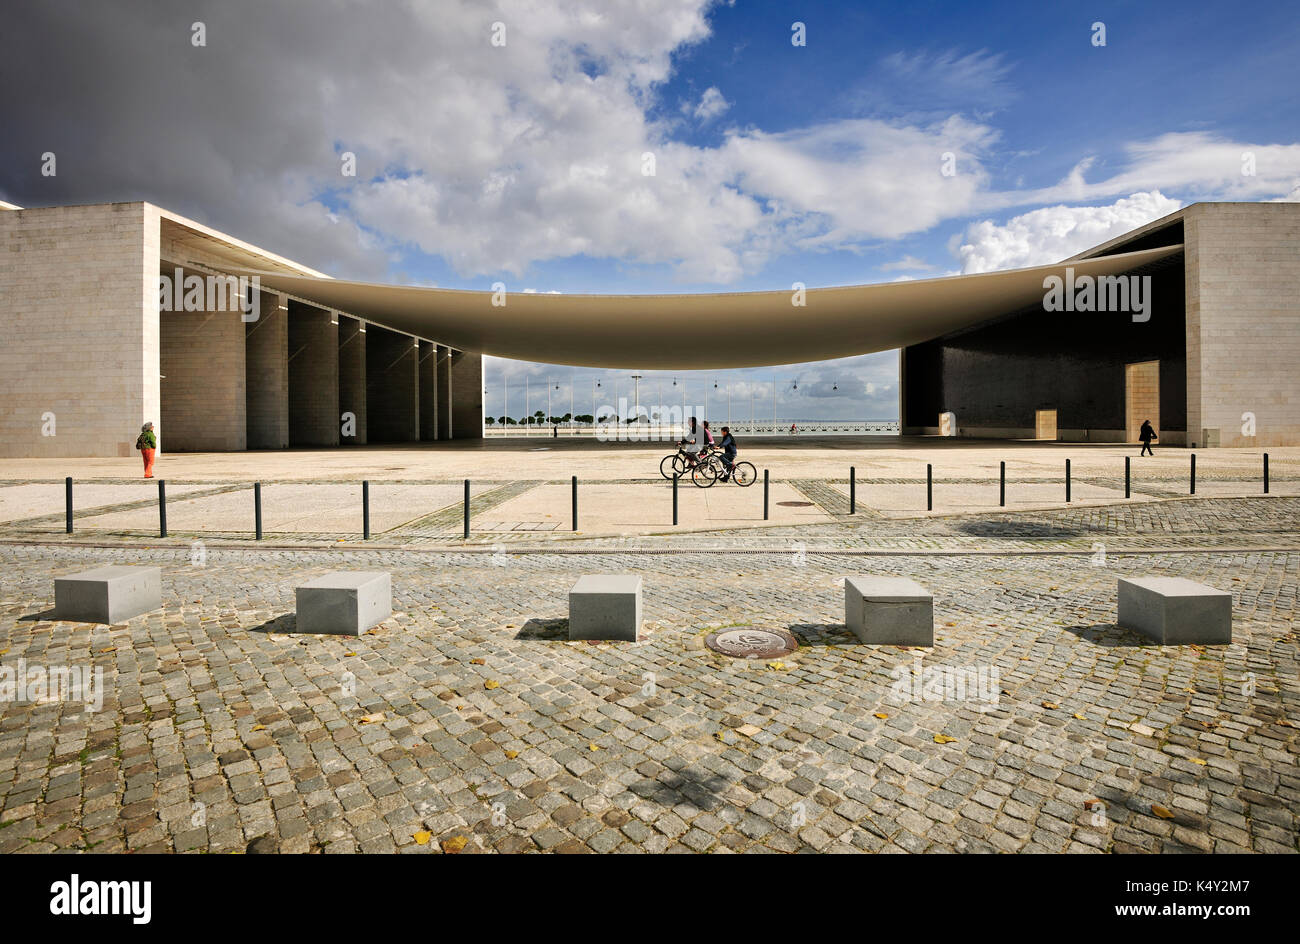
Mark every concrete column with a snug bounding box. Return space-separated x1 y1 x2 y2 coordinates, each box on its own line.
451 350 484 440
287 301 339 446
365 325 419 442
245 290 289 448
160 266 248 451
418 339 438 441
438 346 453 439
338 316 367 445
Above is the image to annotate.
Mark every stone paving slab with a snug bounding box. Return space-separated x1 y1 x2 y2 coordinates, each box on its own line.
0 510 1295 854
0 483 215 524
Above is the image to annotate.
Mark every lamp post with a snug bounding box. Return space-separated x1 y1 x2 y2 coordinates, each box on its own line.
525 377 530 436
631 374 642 428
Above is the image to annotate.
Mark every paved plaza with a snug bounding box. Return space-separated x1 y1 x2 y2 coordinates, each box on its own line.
0 443 1296 853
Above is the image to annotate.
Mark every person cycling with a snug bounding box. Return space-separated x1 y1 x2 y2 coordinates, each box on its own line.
718 426 738 481
679 416 703 466
702 420 716 449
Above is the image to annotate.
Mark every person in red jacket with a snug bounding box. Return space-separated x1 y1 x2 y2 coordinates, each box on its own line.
135 422 157 478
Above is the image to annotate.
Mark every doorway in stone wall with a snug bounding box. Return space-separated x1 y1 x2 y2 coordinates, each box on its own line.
1125 360 1160 443
1034 410 1057 440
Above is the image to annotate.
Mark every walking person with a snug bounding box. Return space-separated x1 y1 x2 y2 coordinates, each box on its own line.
1139 419 1157 457
136 422 157 478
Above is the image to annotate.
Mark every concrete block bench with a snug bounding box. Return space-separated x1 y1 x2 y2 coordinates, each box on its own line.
296 571 391 636
844 576 933 645
569 575 642 641
55 565 162 624
1118 577 1231 645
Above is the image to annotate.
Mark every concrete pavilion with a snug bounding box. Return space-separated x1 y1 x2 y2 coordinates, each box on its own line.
0 200 1296 457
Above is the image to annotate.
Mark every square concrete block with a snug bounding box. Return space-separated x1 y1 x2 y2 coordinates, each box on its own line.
569 575 642 641
295 571 391 636
1118 577 1231 645
845 576 933 645
55 565 162 624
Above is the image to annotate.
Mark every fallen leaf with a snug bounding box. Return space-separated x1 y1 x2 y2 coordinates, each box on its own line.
358 712 386 725
344 651 356 657
1073 713 1087 720
766 661 786 671
714 732 727 742
440 835 468 854
470 658 485 665
413 830 432 845
504 750 519 759
251 724 266 731
933 734 957 744
98 647 116 653
1151 804 1175 819
1041 701 1059 710
484 680 499 690
873 712 889 720
1190 758 1207 766
588 742 600 752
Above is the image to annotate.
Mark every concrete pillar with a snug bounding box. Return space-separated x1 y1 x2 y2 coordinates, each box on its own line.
365 325 419 442
159 266 248 451
451 350 484 440
245 290 289 448
338 316 367 445
418 339 438 441
287 301 339 446
438 345 453 439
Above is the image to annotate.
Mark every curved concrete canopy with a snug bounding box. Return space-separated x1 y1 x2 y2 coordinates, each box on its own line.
235 244 1182 369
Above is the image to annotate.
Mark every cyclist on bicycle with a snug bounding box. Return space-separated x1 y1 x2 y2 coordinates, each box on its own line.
718 426 737 481
680 416 702 465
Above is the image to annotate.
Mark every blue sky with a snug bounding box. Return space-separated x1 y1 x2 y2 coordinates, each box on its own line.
4 0 1298 421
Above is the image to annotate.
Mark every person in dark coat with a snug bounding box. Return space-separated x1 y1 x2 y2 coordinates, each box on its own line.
1139 419 1157 456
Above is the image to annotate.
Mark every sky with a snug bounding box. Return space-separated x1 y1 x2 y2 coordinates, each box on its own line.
3 0 1298 422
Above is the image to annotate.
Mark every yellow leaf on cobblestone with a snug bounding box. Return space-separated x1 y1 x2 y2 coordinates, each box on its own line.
1190 758 1207 765
344 651 355 657
358 712 386 724
413 830 432 845
1041 702 1059 710
873 713 889 719
714 732 727 742
251 724 266 731
933 734 957 744
1073 713 1087 720
1151 804 1175 819
766 661 785 670
98 647 116 653
484 679 499 690
588 743 600 752
440 836 468 854
504 750 519 759
470 658 485 665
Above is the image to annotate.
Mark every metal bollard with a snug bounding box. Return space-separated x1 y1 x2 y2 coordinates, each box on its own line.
158 479 167 538
1065 459 1071 503
763 469 769 520
926 464 932 511
672 473 678 525
464 479 470 539
362 480 370 540
254 482 263 540
572 475 578 531
1125 456 1131 499
1264 453 1269 494
65 477 73 534
849 466 855 515
1190 453 1196 495
999 461 1005 507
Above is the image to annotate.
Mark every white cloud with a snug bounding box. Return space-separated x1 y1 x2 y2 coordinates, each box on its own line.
879 255 937 272
690 86 730 121
956 191 1183 274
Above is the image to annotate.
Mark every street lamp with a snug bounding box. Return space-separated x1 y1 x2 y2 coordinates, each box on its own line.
631 374 642 427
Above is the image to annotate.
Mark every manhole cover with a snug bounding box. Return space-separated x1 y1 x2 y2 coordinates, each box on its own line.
776 500 813 507
705 628 798 660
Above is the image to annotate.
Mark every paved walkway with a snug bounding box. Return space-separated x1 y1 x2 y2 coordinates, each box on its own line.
0 497 1295 853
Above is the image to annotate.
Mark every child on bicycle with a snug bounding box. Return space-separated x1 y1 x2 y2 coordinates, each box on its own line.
718 426 737 480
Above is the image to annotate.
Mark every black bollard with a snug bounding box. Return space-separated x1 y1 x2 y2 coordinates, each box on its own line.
1125 456 1131 498
763 469 769 520
362 480 370 540
999 461 1005 507
849 466 856 515
1065 459 1071 503
572 475 578 531
926 464 932 511
65 476 73 534
254 482 263 541
158 479 167 538
1190 453 1196 495
464 479 470 539
1264 453 1270 494
672 473 678 525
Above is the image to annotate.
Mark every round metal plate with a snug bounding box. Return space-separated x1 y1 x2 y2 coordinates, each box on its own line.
705 627 798 660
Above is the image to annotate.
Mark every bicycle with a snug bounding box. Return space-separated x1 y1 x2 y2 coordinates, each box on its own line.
691 450 757 488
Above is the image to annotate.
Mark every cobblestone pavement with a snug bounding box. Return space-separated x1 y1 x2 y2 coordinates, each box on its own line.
0 498 1296 854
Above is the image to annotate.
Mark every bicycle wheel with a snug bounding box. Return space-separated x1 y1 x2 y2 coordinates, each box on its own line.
659 453 679 480
731 462 757 486
691 461 718 488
